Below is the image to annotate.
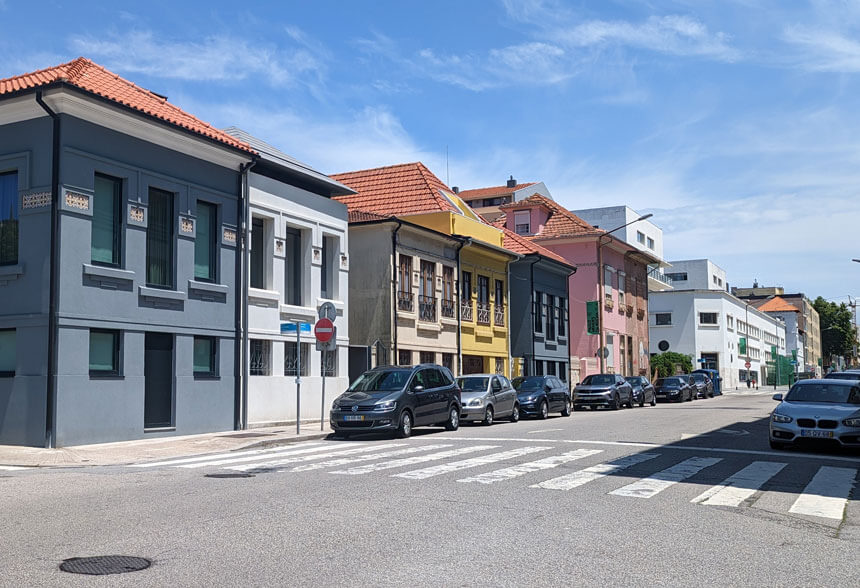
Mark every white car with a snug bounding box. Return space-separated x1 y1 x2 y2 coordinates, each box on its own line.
769 379 860 450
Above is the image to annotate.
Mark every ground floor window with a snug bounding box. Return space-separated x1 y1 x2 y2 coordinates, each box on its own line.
462 355 484 374
284 342 309 376
0 329 15 376
193 336 217 378
89 329 121 376
534 360 544 376
546 361 556 376
250 339 271 376
494 357 504 375
420 350 435 365
558 363 567 382
442 353 454 372
323 348 337 377
398 349 412 366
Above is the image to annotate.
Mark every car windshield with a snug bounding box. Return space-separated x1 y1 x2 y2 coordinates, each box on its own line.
582 375 614 386
655 378 680 387
784 383 860 404
513 376 544 391
348 370 409 392
691 374 706 382
457 377 489 392
625 377 643 385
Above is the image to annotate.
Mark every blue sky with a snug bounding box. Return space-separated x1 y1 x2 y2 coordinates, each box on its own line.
2 0 859 302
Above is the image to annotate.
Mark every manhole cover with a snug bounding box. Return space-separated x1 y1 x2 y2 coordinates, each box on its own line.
204 473 255 478
60 555 151 575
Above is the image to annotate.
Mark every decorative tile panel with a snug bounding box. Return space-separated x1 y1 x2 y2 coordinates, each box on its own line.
129 205 145 224
222 227 237 245
23 191 51 209
340 254 348 269
65 191 90 211
180 216 194 235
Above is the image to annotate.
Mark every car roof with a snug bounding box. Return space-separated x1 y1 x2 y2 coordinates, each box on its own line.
457 373 501 378
796 378 857 386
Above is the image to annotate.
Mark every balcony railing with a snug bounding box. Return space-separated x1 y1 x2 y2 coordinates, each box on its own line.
418 295 437 322
460 300 473 321
397 291 413 312
494 304 505 326
647 267 673 286
441 298 455 318
476 302 491 325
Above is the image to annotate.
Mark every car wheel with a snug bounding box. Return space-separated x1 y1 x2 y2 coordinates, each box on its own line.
638 393 645 408
396 411 412 439
483 406 494 426
626 394 634 409
509 403 520 422
610 394 620 410
650 392 657 407
444 405 460 431
561 399 571 417
769 439 787 450
538 400 549 419
573 405 583 412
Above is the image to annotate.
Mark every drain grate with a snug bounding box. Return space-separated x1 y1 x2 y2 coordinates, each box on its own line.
204 473 255 479
60 555 151 575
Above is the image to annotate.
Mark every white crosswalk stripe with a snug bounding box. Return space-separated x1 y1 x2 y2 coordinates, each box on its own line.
130 442 330 468
330 445 499 476
0 465 28 471
287 444 452 472
393 446 551 480
224 443 405 472
532 452 661 491
691 461 786 506
177 443 383 469
458 449 603 485
610 456 723 498
789 466 857 520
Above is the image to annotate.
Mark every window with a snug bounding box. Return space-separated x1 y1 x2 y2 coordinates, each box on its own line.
285 227 302 305
699 312 718 325
547 361 556 376
419 261 435 300
420 350 435 364
494 357 504 374
477 275 490 324
666 272 687 282
250 339 271 376
89 329 120 376
647 237 654 249
284 341 309 376
636 231 645 244
606 333 615 368
0 171 19 265
398 254 413 311
322 348 337 377
441 266 455 318
534 291 543 333
494 279 504 308
250 217 265 290
559 298 568 338
514 210 530 235
193 336 217 377
0 329 15 376
398 349 412 366
92 173 122 266
655 313 672 326
442 353 454 371
727 315 734 330
321 235 337 299
618 273 626 307
194 201 216 281
146 188 174 288
534 360 544 376
461 271 472 300
558 363 567 382
545 294 556 340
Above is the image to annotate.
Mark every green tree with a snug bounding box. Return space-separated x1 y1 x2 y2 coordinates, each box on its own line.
650 352 693 378
813 297 858 365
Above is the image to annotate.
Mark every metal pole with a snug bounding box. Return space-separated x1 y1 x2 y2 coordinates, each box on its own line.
598 238 605 373
296 322 301 435
320 348 326 431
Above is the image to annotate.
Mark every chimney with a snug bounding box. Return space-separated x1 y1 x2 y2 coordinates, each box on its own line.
506 175 516 188
452 186 459 194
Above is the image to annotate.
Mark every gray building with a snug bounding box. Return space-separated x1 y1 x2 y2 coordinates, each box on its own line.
0 58 256 446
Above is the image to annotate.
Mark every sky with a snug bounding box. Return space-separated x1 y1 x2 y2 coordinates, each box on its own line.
2 0 859 303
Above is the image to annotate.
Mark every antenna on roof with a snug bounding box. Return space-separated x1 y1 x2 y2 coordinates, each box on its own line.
446 145 449 187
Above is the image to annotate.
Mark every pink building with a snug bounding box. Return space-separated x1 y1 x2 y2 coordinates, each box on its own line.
498 195 659 382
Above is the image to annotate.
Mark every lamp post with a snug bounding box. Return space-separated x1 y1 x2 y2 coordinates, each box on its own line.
597 213 653 373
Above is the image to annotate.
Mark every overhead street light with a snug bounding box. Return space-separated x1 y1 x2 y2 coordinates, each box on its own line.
852 259 860 263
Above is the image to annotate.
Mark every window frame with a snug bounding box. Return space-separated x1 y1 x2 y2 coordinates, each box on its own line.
193 336 218 378
145 187 175 289
194 201 218 282
285 226 303 305
91 173 123 268
249 339 271 376
699 312 719 325
0 328 15 377
284 341 310 376
655 313 672 326
89 329 122 377
0 170 19 266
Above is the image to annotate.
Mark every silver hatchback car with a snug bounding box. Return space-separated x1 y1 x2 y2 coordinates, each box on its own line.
770 379 860 449
457 374 519 425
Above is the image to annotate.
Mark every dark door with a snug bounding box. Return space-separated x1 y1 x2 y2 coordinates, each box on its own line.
145 332 174 428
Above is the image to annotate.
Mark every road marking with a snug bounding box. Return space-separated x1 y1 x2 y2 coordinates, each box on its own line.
610 457 723 498
177 443 378 469
529 429 563 434
533 453 661 491
289 444 452 472
130 442 330 468
691 461 786 506
330 445 499 475
221 443 405 471
789 466 857 520
0 465 28 471
394 447 551 480
457 449 603 485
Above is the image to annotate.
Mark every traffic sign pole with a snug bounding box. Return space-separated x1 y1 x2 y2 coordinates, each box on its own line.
296 321 301 435
315 309 337 431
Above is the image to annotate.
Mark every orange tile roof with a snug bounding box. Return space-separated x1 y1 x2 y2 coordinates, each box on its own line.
500 227 571 267
348 209 391 223
757 296 800 313
331 162 460 217
458 182 536 201
0 57 254 154
500 193 602 239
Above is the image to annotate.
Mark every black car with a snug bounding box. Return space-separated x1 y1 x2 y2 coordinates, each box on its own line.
654 376 694 402
511 375 571 419
824 371 860 382
330 364 461 439
690 373 714 398
573 374 635 410
625 376 657 407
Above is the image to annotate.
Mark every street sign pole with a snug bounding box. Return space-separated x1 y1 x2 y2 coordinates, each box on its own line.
316 302 338 432
320 357 326 431
296 321 301 435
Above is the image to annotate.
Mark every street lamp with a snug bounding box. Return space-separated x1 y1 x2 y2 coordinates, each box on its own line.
852 259 860 263
597 213 653 373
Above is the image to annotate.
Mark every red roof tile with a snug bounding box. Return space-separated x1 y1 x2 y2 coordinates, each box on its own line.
458 182 536 201
348 209 391 223
0 57 254 154
500 193 602 239
500 227 571 266
331 162 460 217
757 296 800 313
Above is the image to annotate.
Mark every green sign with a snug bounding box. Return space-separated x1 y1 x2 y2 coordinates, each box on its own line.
586 300 599 335
739 337 747 355
771 345 777 357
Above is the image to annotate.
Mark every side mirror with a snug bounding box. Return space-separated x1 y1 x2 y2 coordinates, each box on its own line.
544 384 552 392
412 385 424 393
772 393 783 401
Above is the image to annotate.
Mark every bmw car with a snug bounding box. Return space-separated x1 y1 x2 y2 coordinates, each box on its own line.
769 379 860 450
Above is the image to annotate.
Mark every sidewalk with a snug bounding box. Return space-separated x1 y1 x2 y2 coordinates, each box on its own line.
721 385 791 396
0 422 333 469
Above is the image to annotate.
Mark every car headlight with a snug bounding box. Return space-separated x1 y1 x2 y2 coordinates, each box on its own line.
331 400 340 410
771 413 792 423
468 398 483 408
374 400 397 412
842 418 860 427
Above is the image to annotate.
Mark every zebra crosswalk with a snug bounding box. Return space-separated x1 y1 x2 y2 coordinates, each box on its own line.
125 439 858 521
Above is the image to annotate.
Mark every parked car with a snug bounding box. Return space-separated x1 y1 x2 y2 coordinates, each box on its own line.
457 374 519 425
624 376 657 407
690 372 714 398
823 371 860 382
330 364 461 439
573 374 634 410
654 376 694 402
692 368 722 395
769 379 860 450
511 375 571 419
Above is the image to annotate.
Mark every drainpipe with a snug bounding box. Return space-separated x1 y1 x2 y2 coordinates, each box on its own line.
236 160 255 430
36 91 60 448
391 220 402 365
566 265 577 381
528 256 540 376
455 237 471 374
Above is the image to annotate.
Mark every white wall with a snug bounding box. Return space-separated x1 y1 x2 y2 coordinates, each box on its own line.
664 259 727 291
571 205 665 262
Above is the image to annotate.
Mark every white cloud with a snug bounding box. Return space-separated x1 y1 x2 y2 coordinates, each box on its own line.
782 26 860 72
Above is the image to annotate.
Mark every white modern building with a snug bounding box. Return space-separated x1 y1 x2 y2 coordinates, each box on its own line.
649 260 787 389
226 129 354 428
570 205 673 292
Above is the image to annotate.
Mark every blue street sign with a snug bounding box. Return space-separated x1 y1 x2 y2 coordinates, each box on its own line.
697 358 707 363
280 322 310 334
790 360 797 365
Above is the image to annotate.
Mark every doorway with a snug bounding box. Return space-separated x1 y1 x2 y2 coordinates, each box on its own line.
145 332 174 429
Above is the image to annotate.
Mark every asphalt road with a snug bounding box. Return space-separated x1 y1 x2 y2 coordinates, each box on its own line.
2 391 858 587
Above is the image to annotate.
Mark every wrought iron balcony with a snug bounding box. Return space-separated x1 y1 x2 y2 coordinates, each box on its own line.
418 295 437 322
397 290 414 312
460 300 473 321
476 302 491 325
494 304 505 326
441 298 455 318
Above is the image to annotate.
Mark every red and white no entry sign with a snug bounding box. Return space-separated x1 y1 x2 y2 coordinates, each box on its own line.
314 318 334 342
744 361 752 369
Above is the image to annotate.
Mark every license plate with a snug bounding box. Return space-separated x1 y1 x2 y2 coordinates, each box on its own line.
343 415 365 422
800 429 833 438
